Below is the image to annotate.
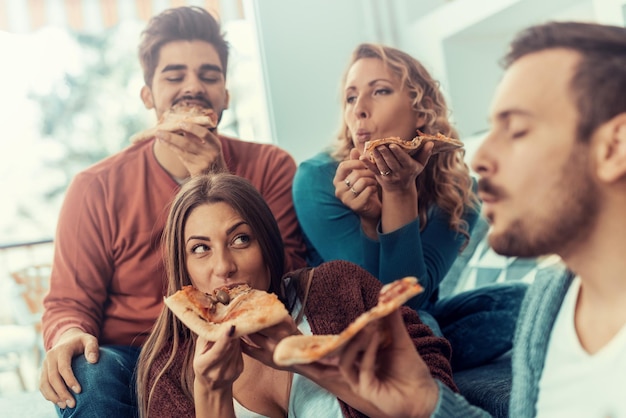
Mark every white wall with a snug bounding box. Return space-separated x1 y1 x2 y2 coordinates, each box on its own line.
250 0 404 163
252 0 626 163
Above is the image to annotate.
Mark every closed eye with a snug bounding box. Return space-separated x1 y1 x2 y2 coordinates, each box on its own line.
374 88 392 96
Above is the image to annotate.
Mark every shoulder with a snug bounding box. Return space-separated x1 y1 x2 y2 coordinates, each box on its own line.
66 141 153 193
307 260 381 310
294 152 337 188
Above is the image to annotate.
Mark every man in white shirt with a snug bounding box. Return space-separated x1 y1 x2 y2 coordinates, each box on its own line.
297 21 626 418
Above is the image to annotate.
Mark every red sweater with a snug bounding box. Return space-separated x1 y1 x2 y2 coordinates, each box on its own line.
145 260 457 418
42 136 306 349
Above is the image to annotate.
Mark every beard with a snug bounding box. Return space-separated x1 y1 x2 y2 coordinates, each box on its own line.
488 145 599 258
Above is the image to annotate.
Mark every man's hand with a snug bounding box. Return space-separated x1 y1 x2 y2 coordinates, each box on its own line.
39 328 99 409
292 310 439 418
156 122 227 176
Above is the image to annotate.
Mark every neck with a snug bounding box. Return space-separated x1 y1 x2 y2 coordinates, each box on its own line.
563 205 626 353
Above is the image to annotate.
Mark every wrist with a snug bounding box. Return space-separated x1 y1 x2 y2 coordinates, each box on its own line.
410 379 439 418
194 380 235 418
360 218 379 239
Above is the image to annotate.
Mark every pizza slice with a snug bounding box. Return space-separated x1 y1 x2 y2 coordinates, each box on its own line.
273 277 423 366
164 283 290 341
130 102 218 144
364 130 463 162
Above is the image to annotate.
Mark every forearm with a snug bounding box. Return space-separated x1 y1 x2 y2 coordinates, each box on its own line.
193 382 236 418
380 187 418 234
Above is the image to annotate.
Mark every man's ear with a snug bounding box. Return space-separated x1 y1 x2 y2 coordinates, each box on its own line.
596 113 626 183
140 85 154 110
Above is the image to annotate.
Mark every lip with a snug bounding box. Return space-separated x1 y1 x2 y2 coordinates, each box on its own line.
355 129 371 142
175 98 211 108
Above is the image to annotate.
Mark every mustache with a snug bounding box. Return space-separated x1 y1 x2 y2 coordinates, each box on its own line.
477 178 507 198
173 95 213 108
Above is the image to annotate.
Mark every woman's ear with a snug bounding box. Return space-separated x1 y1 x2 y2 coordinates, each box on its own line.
140 85 154 110
596 113 626 183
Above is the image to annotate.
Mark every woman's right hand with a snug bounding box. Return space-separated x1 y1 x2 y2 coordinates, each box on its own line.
333 148 382 238
192 329 242 418
193 329 243 389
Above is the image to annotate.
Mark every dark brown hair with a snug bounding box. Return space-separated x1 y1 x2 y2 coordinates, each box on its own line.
138 6 229 86
504 21 626 142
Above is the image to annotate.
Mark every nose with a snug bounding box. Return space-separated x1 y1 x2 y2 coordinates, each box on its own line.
211 248 237 280
182 73 206 97
353 95 369 119
470 132 495 178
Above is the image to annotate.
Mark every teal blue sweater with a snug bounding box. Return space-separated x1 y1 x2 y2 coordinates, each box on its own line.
293 152 480 309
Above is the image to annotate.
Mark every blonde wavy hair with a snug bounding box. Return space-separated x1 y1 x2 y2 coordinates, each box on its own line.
332 43 479 244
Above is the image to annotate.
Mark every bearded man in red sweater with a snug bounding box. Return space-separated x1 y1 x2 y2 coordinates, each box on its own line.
39 6 306 417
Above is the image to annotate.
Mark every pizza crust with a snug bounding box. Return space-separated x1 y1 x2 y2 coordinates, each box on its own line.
273 277 423 366
164 284 290 341
130 102 218 144
364 130 463 162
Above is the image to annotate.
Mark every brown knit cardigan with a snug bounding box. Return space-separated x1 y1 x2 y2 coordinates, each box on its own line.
144 260 457 417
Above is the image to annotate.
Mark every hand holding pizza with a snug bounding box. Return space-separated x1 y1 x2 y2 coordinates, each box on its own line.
131 102 227 176
192 331 243 418
360 138 434 194
334 310 439 418
333 148 381 239
156 123 227 177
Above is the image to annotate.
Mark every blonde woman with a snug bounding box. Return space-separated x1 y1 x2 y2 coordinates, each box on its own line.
292 43 527 370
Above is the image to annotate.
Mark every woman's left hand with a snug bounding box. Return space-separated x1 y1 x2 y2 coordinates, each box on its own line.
240 317 301 369
361 141 434 192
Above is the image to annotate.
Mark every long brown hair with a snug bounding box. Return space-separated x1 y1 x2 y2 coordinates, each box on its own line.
136 173 287 418
332 43 478 244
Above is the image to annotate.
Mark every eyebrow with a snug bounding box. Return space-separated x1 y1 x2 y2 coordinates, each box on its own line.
491 108 534 123
185 221 248 244
161 63 223 74
345 78 393 92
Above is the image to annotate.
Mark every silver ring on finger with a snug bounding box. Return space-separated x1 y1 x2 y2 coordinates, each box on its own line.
350 186 358 196
380 170 391 176
345 178 351 188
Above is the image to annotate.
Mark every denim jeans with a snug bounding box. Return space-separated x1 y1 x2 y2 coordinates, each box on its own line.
57 345 141 418
427 281 529 371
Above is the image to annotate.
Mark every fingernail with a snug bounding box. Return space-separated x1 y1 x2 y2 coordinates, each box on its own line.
57 401 66 409
71 385 80 393
66 399 74 408
87 353 97 363
228 325 236 337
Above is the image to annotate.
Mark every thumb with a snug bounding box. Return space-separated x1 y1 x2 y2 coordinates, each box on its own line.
350 147 361 161
83 337 100 364
416 141 434 167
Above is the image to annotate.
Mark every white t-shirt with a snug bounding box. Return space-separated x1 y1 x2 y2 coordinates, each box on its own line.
536 277 626 418
233 301 343 418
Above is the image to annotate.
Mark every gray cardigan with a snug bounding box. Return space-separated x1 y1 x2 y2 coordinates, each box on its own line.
431 267 571 418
